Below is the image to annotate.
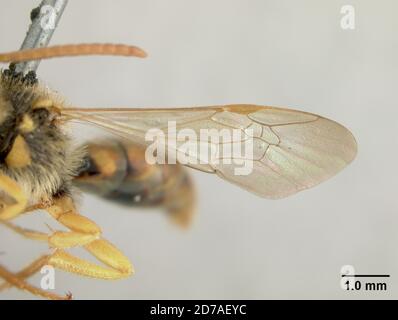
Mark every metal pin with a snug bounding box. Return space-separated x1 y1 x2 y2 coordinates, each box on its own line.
14 0 68 74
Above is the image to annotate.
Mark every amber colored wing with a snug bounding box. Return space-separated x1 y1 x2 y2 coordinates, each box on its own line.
62 105 357 199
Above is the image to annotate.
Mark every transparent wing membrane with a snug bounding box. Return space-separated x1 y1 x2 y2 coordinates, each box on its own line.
62 105 357 198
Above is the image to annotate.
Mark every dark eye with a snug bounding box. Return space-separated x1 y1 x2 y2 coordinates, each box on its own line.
32 108 50 125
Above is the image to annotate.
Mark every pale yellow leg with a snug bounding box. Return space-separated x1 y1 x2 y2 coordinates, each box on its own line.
0 175 50 298
1 199 102 247
0 220 60 297
47 196 101 248
0 242 133 296
1 198 134 282
48 243 133 280
0 255 50 291
0 220 48 242
0 174 27 220
44 196 134 280
0 187 134 298
0 221 50 292
0 263 71 300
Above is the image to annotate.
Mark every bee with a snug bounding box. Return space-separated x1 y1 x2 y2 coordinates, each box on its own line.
0 43 357 299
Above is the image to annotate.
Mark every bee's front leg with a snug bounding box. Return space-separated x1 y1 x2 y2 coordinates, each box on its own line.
0 174 27 220
0 175 71 300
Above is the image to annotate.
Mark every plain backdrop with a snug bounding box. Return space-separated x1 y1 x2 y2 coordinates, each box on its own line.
0 0 397 299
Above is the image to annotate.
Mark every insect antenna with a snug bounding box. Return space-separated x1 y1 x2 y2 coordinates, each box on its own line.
0 43 147 63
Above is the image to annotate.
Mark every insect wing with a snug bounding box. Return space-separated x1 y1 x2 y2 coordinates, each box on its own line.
62 105 357 198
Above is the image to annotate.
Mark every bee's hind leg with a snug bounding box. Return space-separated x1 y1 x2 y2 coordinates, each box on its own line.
0 177 133 297
3 194 135 280
44 195 134 280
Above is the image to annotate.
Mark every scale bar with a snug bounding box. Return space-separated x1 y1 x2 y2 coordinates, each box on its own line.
341 275 390 278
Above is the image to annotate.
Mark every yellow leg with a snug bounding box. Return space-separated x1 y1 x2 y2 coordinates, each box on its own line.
48 243 132 280
0 175 52 298
0 174 27 220
0 221 49 292
0 263 71 300
44 196 133 280
23 199 53 214
3 196 134 280
0 180 134 298
0 220 48 242
0 255 50 291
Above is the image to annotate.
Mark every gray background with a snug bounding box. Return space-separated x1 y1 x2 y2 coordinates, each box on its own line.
0 0 397 299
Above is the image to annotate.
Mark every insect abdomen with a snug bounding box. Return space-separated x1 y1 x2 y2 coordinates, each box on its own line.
74 140 195 227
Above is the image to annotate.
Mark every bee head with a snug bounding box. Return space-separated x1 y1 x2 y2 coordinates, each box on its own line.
0 93 59 169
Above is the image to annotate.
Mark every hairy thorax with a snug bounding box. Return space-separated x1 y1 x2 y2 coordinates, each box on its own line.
0 72 84 203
